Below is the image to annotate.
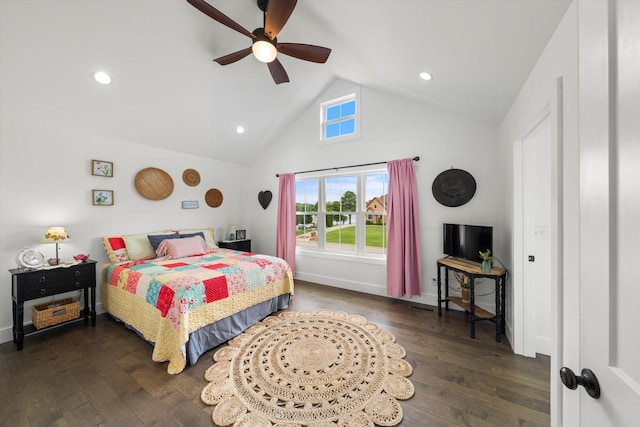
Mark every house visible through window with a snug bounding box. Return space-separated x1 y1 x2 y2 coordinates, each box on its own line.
295 168 388 257
320 91 359 142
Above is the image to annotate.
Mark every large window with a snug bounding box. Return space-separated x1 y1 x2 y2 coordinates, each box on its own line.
319 91 360 143
295 179 319 249
295 168 388 257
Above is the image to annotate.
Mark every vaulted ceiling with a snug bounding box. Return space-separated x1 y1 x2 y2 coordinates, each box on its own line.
0 0 572 165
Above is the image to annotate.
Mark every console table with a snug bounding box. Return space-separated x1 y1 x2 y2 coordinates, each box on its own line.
437 257 507 342
10 260 97 350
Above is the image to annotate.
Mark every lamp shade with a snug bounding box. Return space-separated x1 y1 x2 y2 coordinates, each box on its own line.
41 227 71 243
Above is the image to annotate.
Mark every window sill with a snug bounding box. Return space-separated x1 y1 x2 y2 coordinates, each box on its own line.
296 248 386 266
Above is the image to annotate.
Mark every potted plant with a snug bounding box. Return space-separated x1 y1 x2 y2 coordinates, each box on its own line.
479 249 493 272
453 272 471 303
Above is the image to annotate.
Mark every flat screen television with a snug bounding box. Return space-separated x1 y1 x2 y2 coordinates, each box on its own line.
443 223 493 262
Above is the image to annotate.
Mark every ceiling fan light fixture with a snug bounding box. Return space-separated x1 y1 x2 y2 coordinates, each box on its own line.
252 39 277 63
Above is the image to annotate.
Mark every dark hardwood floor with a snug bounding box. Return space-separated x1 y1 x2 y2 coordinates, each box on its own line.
0 281 550 426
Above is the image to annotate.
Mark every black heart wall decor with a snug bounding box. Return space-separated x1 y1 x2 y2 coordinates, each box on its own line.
258 190 273 210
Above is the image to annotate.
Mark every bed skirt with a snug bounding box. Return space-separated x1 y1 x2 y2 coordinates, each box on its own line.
108 293 291 368
186 293 291 364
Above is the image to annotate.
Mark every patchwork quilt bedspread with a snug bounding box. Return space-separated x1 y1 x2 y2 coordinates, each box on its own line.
102 249 294 374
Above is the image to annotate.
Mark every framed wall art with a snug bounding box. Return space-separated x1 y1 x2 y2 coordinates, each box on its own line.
182 200 199 209
93 190 114 206
236 229 246 240
92 160 113 177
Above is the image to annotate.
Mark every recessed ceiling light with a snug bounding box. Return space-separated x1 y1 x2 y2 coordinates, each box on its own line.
94 71 111 85
236 126 245 134
419 71 433 81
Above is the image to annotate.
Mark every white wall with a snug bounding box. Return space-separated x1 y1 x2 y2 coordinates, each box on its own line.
498 1 578 423
0 113 250 344
246 79 503 309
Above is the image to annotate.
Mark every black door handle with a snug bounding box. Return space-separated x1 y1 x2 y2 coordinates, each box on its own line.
560 367 601 399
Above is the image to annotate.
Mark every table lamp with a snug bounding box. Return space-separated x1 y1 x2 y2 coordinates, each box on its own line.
41 226 71 265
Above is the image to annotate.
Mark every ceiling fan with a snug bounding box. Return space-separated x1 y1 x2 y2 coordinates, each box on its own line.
187 0 332 84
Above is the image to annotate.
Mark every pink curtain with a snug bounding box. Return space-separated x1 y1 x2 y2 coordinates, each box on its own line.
276 173 296 275
386 158 422 297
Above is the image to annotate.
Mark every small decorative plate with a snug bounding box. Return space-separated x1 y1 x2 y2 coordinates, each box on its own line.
16 247 45 269
205 188 223 208
182 168 201 186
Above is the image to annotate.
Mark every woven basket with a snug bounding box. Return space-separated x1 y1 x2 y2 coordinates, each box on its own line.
32 298 80 329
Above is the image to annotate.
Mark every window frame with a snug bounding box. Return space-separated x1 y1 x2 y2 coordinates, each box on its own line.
318 89 361 144
295 165 388 262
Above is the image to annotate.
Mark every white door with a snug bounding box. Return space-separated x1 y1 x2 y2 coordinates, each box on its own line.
567 0 640 425
523 116 552 356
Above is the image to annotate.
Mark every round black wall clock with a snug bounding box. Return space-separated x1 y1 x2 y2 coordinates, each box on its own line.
432 168 476 207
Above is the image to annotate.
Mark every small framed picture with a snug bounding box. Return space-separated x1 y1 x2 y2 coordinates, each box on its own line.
92 160 113 177
236 229 246 240
93 190 114 206
182 200 199 209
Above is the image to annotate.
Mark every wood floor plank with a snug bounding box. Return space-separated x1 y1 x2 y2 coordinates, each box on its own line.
1 279 550 426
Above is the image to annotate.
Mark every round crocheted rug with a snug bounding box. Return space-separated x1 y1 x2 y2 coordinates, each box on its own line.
201 310 414 427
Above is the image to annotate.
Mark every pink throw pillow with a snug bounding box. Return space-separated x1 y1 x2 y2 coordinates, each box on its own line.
156 236 213 259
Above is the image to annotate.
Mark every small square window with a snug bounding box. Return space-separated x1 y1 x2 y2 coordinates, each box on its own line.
319 90 360 143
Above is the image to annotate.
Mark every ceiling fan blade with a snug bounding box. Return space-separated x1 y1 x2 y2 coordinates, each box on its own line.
187 0 256 40
214 47 252 65
267 58 290 84
264 0 297 40
278 43 331 63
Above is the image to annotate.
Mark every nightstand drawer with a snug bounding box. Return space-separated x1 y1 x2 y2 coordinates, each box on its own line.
60 265 91 280
24 270 60 287
24 280 86 300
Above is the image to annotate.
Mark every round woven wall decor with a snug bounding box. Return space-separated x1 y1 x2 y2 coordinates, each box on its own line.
134 167 174 200
205 188 223 208
182 168 201 186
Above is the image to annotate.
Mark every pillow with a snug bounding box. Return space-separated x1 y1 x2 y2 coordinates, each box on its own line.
166 227 217 248
102 229 216 263
102 236 128 263
156 236 213 259
122 235 156 261
120 231 169 261
148 233 180 252
180 231 204 240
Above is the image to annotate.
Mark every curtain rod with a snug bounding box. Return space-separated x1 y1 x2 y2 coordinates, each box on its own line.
275 156 419 178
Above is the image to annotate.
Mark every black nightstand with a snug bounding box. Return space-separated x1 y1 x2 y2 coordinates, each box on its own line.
10 260 97 350
218 239 252 252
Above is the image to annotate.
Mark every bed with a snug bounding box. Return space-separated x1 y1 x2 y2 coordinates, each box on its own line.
101 227 293 374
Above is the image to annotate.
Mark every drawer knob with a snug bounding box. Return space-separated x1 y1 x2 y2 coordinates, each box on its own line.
75 282 81 288
74 271 81 277
40 289 47 295
39 276 46 283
